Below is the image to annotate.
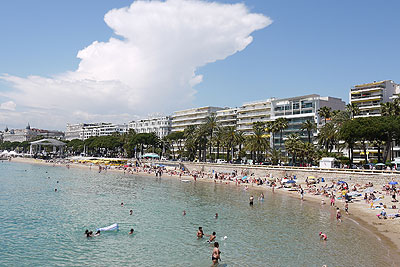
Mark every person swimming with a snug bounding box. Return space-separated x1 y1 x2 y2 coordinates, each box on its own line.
319 232 327 240
183 210 186 216
84 229 89 235
121 202 124 207
130 209 133 215
197 227 204 238
206 232 216 243
215 213 218 219
212 242 221 265
86 231 94 237
94 230 100 236
129 228 134 235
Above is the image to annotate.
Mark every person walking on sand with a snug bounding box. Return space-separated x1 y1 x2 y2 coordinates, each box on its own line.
344 203 349 215
212 242 221 265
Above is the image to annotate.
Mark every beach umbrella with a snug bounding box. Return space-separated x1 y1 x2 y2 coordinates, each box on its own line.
286 180 296 184
338 181 346 184
375 163 386 166
389 181 398 185
241 176 248 180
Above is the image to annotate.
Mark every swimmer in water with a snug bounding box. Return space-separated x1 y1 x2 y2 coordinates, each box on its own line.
197 227 204 238
94 230 100 236
183 210 186 216
212 242 221 265
121 202 124 207
129 228 134 235
54 188 57 192
86 231 94 237
130 210 133 215
249 195 254 206
215 213 218 219
206 232 216 243
84 229 89 235
319 232 327 240
259 193 264 200
336 208 342 222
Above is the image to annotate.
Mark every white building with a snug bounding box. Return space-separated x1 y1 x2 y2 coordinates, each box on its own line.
237 99 273 135
350 80 399 117
171 106 224 132
270 95 346 149
349 80 400 162
2 124 64 142
216 108 237 128
65 123 127 140
128 116 171 139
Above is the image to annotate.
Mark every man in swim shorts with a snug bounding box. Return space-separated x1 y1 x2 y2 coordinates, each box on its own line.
206 232 216 242
212 242 221 265
249 195 254 206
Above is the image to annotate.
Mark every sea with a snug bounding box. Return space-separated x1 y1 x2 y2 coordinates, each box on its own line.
0 161 396 266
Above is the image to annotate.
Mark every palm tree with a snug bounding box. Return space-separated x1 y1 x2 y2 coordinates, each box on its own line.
265 121 278 149
381 102 399 116
346 103 360 118
205 114 219 159
234 130 246 160
274 118 288 150
317 122 338 152
300 120 316 143
285 133 302 165
245 122 269 163
318 106 332 124
212 128 224 160
221 126 236 161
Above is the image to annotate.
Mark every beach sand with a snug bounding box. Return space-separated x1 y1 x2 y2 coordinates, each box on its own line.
9 157 400 263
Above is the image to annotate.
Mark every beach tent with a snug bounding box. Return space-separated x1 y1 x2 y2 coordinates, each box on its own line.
141 153 160 159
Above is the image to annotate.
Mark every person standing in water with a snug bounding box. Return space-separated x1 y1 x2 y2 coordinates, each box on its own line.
249 195 254 206
197 227 204 238
336 208 342 222
129 228 134 235
212 242 221 265
205 232 216 243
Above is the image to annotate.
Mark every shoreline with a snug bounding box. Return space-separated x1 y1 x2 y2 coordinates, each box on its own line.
8 157 400 263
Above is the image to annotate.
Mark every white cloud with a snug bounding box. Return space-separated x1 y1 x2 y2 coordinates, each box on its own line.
0 101 16 111
0 0 271 129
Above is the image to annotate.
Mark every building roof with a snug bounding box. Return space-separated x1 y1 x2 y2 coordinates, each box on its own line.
30 138 66 146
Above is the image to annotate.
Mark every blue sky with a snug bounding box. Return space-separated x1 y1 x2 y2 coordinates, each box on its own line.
0 0 399 129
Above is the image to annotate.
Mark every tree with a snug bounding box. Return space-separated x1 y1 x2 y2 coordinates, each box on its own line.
274 118 288 150
300 120 316 143
346 103 360 118
284 133 302 165
318 106 332 124
245 122 269 163
205 114 219 160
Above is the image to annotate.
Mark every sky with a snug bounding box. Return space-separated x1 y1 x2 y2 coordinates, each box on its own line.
0 0 399 130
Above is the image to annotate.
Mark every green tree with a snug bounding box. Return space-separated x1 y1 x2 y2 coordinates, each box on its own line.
318 106 332 124
300 120 316 143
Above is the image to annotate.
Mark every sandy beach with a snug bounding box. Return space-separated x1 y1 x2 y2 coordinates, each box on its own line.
8 157 400 263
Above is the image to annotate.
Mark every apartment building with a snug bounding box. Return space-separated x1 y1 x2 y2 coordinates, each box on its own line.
65 123 127 140
270 95 346 149
349 80 400 162
171 106 224 132
350 80 398 117
237 99 273 135
128 116 171 139
216 108 237 128
3 124 64 142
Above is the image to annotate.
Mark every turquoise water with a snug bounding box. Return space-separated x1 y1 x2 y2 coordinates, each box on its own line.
0 161 395 266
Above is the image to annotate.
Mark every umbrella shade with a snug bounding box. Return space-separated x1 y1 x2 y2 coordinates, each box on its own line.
389 181 398 185
307 176 316 179
241 176 248 180
375 163 386 166
286 180 296 184
338 181 346 184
